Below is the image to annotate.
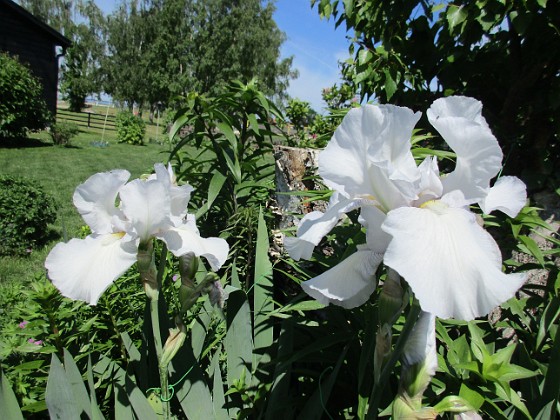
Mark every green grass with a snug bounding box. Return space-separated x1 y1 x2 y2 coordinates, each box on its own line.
0 123 173 285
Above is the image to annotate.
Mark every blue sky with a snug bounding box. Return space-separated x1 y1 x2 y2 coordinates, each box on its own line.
274 0 350 111
95 0 350 112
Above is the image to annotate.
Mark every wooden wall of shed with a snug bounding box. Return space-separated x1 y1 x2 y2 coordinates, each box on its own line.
0 6 60 117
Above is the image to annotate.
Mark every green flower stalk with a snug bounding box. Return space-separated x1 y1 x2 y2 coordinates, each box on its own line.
375 269 407 384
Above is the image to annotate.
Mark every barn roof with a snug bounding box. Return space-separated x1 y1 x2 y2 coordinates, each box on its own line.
0 0 71 48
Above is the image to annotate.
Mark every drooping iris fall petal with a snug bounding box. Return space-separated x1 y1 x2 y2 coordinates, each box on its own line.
381 202 526 320
45 233 138 305
301 249 383 309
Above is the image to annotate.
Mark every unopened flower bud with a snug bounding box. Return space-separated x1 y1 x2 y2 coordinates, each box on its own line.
374 323 392 384
208 280 228 309
178 284 200 313
137 241 158 301
161 317 187 368
179 252 199 288
378 269 405 327
392 394 437 419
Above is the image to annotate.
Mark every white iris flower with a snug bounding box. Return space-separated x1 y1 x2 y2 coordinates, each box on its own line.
285 97 527 321
45 163 229 305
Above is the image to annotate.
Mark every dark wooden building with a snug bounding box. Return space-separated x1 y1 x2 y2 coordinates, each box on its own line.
0 0 71 116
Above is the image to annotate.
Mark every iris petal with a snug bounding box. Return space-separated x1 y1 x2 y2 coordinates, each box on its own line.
119 179 172 243
45 234 138 305
285 194 367 261
480 176 527 217
73 170 130 234
301 250 383 309
158 224 229 271
427 97 502 203
319 104 421 210
382 204 526 320
153 163 194 223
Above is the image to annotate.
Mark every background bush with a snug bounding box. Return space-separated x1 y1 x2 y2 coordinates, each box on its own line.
0 53 52 139
48 122 79 146
115 111 146 145
0 175 57 256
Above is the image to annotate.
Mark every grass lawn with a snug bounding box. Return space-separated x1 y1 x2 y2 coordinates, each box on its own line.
0 123 173 286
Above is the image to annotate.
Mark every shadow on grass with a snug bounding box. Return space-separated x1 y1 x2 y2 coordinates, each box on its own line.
0 136 51 149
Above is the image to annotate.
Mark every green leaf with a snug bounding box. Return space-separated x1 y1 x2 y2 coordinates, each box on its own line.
195 170 227 219
221 148 242 184
211 351 229 420
253 207 274 367
172 348 215 419
298 344 349 419
225 285 253 387
266 320 295 420
358 48 373 66
537 297 560 350
117 365 157 420
467 322 489 362
87 357 105 420
383 69 397 100
493 381 532 419
63 348 92 418
0 370 24 420
539 323 560 407
216 121 238 151
517 235 546 266
191 299 212 359
447 4 467 32
247 113 260 135
46 354 81 419
273 299 326 315
458 383 485 410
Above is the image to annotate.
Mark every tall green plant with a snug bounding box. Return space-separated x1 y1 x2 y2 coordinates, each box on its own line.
170 79 280 284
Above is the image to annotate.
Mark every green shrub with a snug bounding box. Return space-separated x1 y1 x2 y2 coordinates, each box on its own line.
0 53 52 138
0 175 57 256
285 98 313 131
115 111 146 145
48 122 79 146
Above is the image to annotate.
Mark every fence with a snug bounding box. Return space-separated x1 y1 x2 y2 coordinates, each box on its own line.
56 108 117 132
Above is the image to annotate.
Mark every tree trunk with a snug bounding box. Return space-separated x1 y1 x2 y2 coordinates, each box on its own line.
272 145 326 232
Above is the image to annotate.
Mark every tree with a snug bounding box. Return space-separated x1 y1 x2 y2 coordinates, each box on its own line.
60 1 106 111
18 0 106 112
314 0 560 188
190 0 296 99
102 0 296 112
103 0 152 109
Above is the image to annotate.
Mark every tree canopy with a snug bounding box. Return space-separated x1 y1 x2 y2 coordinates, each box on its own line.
102 0 295 110
16 0 295 112
314 0 559 187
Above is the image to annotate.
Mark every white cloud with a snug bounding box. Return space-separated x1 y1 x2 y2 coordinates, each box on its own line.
282 43 346 113
287 63 340 113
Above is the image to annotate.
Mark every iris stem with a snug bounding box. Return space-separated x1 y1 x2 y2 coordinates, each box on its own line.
140 242 171 419
150 295 170 419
